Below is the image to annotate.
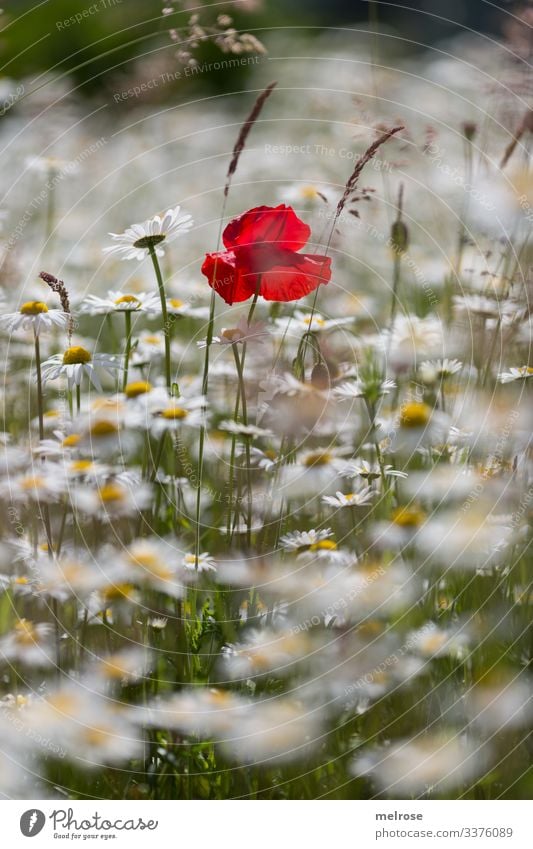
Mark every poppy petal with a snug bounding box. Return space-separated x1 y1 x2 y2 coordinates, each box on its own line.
258 252 332 302
222 205 311 251
201 251 257 305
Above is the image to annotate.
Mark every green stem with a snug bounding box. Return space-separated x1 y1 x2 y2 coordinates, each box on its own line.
34 333 45 441
122 310 133 391
148 245 171 390
232 343 252 547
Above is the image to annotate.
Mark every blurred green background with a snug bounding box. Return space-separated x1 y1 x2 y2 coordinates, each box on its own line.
0 0 510 103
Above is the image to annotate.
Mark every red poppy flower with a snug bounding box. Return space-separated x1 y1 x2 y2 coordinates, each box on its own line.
201 205 332 304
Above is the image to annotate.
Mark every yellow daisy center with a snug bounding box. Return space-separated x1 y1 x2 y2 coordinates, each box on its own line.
90 420 118 437
221 328 244 343
301 186 318 199
303 451 332 467
63 346 92 365
399 401 432 428
102 583 135 601
82 726 112 746
98 483 124 503
169 298 184 309
14 619 37 645
391 506 426 527
48 693 77 714
161 406 188 420
130 551 172 580
20 300 49 315
125 380 152 398
303 315 325 327
143 335 161 345
20 475 45 490
101 656 131 679
62 433 81 447
114 294 140 307
309 539 337 551
70 460 93 473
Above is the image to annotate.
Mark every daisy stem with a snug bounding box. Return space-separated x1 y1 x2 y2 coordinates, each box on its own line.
122 310 133 391
76 384 81 415
232 343 252 546
34 333 54 551
226 376 242 538
34 333 45 441
148 245 172 390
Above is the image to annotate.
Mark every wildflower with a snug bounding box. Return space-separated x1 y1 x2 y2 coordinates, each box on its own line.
498 366 533 383
202 204 332 304
352 734 488 795
41 346 121 391
322 488 374 508
0 619 55 667
279 528 334 551
0 301 69 336
80 290 160 314
103 205 193 261
182 552 217 573
274 309 352 334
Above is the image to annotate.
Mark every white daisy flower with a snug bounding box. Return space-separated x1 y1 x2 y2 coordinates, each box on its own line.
198 319 269 348
279 527 334 550
275 309 353 335
339 459 407 480
278 182 333 204
218 420 273 439
419 358 463 381
182 552 217 573
149 395 206 436
74 478 153 520
103 205 193 261
498 366 533 383
153 296 209 320
0 300 69 336
334 377 396 400
0 619 55 667
79 290 160 314
40 345 121 391
322 487 374 508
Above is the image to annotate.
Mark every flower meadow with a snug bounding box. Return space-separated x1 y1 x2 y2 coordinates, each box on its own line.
0 8 532 803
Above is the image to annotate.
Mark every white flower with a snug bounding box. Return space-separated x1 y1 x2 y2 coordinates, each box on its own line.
0 619 55 667
352 734 487 795
103 205 193 261
322 487 374 508
0 301 69 336
419 358 463 381
279 527 334 550
74 478 153 520
40 346 121 391
182 552 217 572
339 459 407 480
155 297 209 319
278 182 333 204
218 420 273 438
275 310 353 335
498 366 533 383
80 290 160 314
334 377 396 400
198 319 269 348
